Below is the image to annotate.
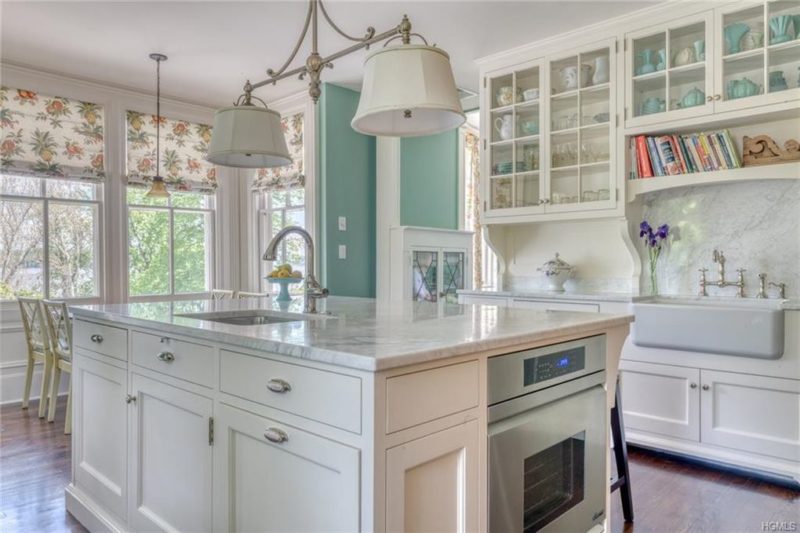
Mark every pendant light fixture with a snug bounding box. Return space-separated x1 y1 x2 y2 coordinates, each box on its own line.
146 53 170 198
207 1 464 169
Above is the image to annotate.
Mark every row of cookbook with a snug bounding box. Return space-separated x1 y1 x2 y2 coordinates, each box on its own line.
631 130 741 179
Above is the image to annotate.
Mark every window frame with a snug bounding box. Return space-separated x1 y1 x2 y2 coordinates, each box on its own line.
255 187 306 294
0 175 104 303
125 188 216 301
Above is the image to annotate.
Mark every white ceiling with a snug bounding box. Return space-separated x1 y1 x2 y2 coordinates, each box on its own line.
1 1 656 109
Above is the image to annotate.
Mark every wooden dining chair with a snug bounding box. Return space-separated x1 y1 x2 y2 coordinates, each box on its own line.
42 300 73 434
235 291 269 299
18 297 52 418
211 289 234 300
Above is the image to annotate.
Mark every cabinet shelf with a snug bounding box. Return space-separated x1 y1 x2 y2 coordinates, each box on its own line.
626 161 800 202
722 48 763 62
632 70 666 82
669 62 705 75
767 39 800 53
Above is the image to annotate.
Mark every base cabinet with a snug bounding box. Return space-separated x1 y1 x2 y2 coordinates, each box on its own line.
72 352 129 523
621 359 800 476
385 420 479 533
212 404 360 533
128 373 213 533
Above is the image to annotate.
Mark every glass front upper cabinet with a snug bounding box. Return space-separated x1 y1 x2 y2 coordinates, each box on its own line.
548 42 615 211
715 1 800 112
486 60 544 213
625 12 714 127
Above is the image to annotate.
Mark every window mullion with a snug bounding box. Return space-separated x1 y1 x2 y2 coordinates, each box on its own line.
42 197 50 299
169 207 175 296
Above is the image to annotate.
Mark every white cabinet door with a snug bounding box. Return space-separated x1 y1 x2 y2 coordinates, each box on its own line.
385 420 479 533
700 370 800 462
72 352 129 522
213 404 360 533
619 360 700 441
129 374 213 533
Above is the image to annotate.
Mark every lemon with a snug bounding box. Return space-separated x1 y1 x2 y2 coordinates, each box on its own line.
291 270 302 278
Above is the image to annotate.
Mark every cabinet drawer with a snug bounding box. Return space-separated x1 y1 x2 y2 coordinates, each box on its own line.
220 350 362 434
131 331 214 388
74 319 128 361
512 299 600 313
386 360 479 434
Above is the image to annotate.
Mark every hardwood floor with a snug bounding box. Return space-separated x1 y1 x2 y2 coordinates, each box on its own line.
0 397 86 533
1 399 797 533
610 447 800 533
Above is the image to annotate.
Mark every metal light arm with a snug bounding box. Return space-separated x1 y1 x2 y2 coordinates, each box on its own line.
241 0 415 103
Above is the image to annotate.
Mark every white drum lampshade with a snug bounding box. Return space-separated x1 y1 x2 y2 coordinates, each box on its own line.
351 44 465 137
206 105 291 168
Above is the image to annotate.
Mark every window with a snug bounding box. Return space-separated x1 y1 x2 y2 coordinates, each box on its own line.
0 174 101 300
462 113 498 290
126 187 214 298
256 188 306 293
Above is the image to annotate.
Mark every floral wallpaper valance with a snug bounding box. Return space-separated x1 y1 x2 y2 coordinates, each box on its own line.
0 86 105 181
252 112 304 192
126 110 217 194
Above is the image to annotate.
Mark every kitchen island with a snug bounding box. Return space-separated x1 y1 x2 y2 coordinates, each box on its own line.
66 296 632 533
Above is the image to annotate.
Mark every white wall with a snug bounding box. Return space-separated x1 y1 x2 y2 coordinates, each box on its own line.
497 218 636 293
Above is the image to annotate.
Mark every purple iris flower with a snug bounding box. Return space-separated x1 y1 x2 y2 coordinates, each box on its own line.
640 220 670 249
656 224 669 239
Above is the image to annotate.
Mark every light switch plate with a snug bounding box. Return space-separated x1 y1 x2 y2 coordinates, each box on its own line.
338 245 347 259
338 216 347 231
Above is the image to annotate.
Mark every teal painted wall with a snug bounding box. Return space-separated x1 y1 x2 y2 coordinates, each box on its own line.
400 131 459 230
317 84 376 298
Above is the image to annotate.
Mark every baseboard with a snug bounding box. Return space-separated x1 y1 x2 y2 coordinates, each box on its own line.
626 430 800 486
65 484 127 533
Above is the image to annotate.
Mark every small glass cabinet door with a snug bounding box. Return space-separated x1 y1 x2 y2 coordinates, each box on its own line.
485 60 545 215
547 39 616 212
441 250 466 304
625 12 714 127
714 1 800 113
411 250 438 302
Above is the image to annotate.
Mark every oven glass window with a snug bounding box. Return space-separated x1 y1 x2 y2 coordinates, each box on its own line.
523 431 585 532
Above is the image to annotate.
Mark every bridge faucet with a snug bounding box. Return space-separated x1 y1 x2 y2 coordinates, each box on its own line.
263 226 328 313
699 249 745 297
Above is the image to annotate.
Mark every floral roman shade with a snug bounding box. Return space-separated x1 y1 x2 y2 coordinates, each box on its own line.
126 110 217 193
464 128 483 288
252 112 304 192
0 86 105 180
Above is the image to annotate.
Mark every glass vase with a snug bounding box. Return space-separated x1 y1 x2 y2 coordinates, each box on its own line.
649 259 659 296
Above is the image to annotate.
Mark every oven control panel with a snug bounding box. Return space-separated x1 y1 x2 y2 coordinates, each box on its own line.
523 346 586 386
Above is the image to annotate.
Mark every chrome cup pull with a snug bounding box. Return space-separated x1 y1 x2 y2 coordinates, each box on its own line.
266 378 291 393
157 351 175 363
263 427 289 444
90 334 104 343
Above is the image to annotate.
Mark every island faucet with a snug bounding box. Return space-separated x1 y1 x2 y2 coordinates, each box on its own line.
698 249 745 297
263 226 328 313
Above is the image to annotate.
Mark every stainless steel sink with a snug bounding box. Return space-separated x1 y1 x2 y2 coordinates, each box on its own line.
177 311 308 326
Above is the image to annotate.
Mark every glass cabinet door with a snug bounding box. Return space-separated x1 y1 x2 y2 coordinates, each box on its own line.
411 250 437 302
627 13 713 126
486 61 544 213
548 43 614 209
716 1 800 111
441 251 465 304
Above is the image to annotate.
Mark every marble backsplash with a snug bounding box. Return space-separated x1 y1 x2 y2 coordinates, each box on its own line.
637 179 800 298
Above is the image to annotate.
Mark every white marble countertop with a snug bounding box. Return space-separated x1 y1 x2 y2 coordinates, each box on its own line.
459 289 800 309
458 289 636 303
70 297 633 372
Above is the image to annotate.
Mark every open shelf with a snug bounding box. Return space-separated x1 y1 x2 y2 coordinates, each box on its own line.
627 161 800 202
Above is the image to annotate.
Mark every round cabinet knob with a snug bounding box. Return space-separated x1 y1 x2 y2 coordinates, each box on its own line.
263 427 289 444
90 334 103 343
156 351 175 363
702 384 710 391
713 94 721 101
266 378 292 393
706 96 713 102
125 394 137 404
690 383 698 389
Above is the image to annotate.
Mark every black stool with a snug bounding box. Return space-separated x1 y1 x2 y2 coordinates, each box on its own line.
610 380 634 522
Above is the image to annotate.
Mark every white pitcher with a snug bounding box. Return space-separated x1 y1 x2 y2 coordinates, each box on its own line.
592 56 609 85
493 114 513 140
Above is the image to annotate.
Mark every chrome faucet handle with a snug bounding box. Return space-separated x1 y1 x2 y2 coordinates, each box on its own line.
698 268 708 297
757 273 768 299
735 269 746 297
768 281 787 299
